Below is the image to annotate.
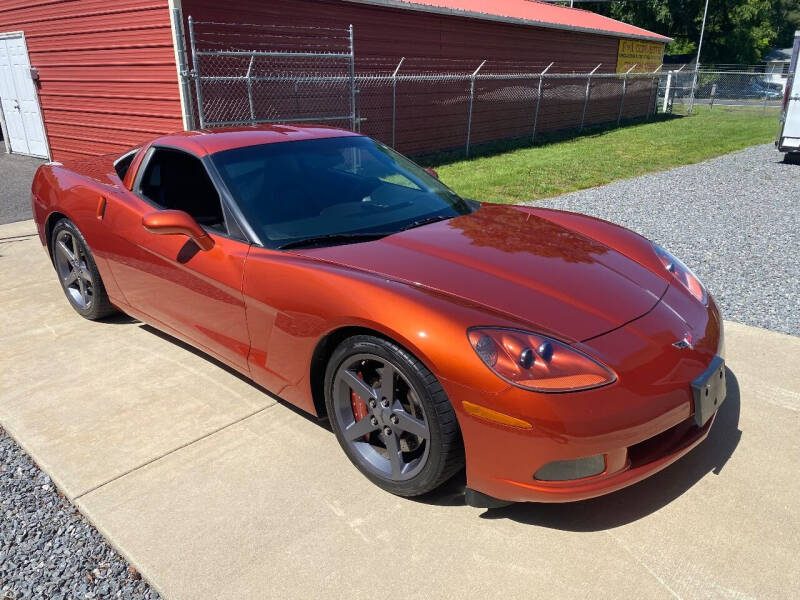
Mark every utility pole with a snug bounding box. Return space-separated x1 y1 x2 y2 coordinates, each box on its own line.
687 0 710 114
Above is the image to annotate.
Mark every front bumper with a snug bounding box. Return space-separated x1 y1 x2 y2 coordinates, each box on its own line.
448 284 725 504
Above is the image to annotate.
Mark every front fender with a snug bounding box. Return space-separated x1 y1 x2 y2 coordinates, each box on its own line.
242 249 522 415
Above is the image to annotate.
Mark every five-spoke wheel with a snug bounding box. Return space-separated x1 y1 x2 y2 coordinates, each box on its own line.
325 335 463 496
50 219 117 320
54 228 94 310
333 354 431 481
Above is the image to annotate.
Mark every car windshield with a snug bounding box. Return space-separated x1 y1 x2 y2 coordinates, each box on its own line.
210 135 474 248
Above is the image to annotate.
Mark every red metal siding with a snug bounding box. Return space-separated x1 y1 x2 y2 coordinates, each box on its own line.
183 0 625 69
183 0 660 154
0 0 181 161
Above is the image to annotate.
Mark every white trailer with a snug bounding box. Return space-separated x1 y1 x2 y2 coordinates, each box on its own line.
776 30 800 159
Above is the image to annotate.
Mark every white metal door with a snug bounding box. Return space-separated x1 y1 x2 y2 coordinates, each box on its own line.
0 32 48 158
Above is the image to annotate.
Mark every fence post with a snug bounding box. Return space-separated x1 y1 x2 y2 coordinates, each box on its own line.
580 63 601 132
187 16 206 129
348 24 356 131
646 64 662 120
618 64 637 126
391 57 405 148
687 66 699 115
465 59 486 157
532 62 553 144
170 7 195 130
661 70 672 114
709 83 716 110
762 88 769 114
246 53 256 121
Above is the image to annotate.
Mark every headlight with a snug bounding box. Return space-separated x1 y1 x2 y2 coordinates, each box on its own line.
652 243 707 304
467 327 616 392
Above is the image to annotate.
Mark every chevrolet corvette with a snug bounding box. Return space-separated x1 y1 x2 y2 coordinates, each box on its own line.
31 125 726 507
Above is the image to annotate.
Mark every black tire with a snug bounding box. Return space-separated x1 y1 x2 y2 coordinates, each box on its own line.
50 218 117 320
324 334 464 497
784 152 800 165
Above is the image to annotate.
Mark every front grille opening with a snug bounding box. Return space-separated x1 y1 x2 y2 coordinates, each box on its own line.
628 418 698 468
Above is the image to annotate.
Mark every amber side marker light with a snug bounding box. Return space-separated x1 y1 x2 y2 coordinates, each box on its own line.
462 401 533 429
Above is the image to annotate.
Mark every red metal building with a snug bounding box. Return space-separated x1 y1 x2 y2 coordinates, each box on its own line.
0 0 669 161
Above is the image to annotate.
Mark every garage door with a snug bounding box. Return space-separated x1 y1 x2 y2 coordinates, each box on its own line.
0 32 48 158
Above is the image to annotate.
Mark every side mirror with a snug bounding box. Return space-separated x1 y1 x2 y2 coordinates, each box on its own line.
424 167 439 180
142 210 214 251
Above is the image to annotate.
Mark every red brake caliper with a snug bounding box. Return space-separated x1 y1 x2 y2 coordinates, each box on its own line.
350 372 370 440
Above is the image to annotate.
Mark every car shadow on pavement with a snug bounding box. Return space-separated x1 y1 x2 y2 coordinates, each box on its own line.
475 368 742 530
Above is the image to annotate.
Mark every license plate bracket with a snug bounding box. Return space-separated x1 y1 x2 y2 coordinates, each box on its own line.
691 356 727 427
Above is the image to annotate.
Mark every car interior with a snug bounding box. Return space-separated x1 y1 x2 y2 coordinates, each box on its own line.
139 148 227 232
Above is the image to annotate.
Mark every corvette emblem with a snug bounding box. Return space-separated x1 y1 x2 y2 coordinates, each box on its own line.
673 333 694 350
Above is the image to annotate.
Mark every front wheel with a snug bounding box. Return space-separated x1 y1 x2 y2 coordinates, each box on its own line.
51 219 117 320
324 335 464 497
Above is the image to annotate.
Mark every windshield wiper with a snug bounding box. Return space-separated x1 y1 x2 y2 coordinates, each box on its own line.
401 215 451 231
278 231 391 250
278 215 452 249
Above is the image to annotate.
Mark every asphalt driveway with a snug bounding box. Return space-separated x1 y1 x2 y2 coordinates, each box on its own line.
0 151 44 225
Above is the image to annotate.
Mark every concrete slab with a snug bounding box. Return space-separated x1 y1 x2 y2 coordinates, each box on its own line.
0 221 275 499
73 321 800 600
2 220 799 599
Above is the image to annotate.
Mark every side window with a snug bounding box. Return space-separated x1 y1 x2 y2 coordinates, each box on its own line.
139 148 226 232
113 149 138 180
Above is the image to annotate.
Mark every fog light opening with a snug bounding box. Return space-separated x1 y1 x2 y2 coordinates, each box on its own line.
534 454 606 481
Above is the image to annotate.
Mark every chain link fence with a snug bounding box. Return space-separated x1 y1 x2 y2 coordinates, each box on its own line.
182 18 782 158
658 67 787 114
186 18 357 129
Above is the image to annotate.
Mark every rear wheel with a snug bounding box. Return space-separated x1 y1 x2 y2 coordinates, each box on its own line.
324 335 464 497
51 219 117 320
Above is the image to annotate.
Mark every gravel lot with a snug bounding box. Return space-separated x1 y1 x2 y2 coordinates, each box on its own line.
531 144 800 336
0 151 44 226
0 428 160 600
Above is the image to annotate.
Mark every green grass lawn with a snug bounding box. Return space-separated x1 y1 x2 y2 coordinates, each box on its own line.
430 106 779 204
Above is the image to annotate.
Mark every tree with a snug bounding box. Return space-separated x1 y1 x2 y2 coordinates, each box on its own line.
588 0 800 64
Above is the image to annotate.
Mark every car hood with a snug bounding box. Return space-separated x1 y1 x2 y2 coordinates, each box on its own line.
297 204 668 341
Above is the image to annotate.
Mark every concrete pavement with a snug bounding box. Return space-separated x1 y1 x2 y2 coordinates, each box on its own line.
1 219 799 599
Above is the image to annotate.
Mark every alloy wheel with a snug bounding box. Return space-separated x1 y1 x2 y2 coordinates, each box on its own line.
53 230 94 310
332 353 431 481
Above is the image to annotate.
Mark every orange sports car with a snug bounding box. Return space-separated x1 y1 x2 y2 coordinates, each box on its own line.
32 125 726 507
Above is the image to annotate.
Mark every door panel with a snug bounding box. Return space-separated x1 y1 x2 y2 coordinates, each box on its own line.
0 37 28 154
103 188 252 373
0 34 48 158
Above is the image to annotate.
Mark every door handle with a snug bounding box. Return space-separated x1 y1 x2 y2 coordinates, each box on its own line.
13 99 20 110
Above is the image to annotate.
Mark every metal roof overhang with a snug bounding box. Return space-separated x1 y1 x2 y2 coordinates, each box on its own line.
343 0 673 43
